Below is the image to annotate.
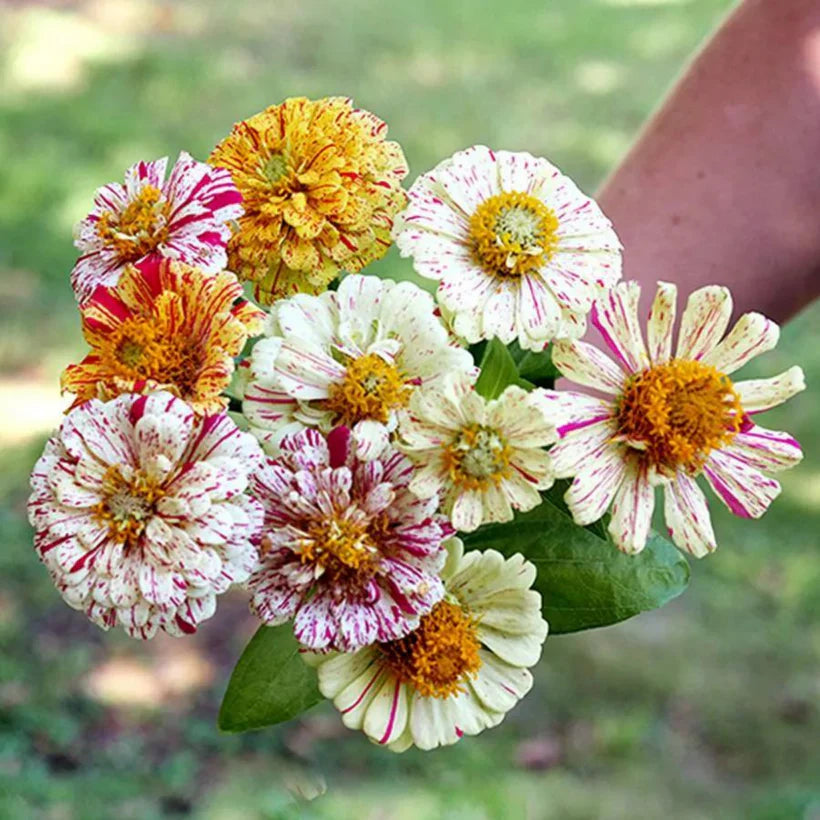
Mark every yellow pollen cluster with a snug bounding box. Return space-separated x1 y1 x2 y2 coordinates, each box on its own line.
302 516 377 572
324 353 410 426
96 185 170 261
617 358 744 474
102 315 202 396
379 600 483 698
443 424 512 490
468 191 559 277
93 465 164 548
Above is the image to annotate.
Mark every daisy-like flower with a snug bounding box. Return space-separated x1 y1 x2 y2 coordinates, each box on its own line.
308 538 548 752
399 371 555 532
27 392 264 639
61 258 265 416
208 96 408 304
393 145 622 350
242 274 475 461
246 426 452 652
544 281 805 556
71 152 243 304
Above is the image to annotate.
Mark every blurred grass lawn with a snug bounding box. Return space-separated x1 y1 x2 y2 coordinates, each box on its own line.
1 1 819 818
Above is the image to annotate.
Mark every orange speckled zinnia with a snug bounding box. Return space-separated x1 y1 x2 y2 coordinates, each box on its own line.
61 257 265 415
208 97 408 304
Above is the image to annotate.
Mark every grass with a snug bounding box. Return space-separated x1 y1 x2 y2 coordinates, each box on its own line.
1 0 818 817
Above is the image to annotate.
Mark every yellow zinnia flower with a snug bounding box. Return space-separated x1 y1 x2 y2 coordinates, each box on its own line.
209 96 408 304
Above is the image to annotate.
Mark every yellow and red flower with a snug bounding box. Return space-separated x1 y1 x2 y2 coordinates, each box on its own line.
208 96 408 304
61 257 264 415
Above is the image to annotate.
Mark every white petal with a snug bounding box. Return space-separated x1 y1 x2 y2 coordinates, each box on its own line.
675 285 732 361
607 458 655 554
722 425 803 473
590 281 648 373
701 312 780 375
663 473 716 558
646 281 677 364
734 366 806 414
564 444 628 526
363 677 410 746
551 339 625 395
703 449 781 519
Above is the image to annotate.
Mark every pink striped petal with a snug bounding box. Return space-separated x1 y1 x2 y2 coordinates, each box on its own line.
564 443 628 526
722 425 803 473
676 286 732 361
646 281 677 365
590 281 648 373
703 449 781 519
551 339 625 395
607 458 654 554
734 366 806 414
663 473 716 558
701 311 779 375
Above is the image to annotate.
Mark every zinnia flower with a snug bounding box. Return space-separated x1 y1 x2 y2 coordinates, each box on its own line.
246 426 452 652
71 152 242 304
61 258 265 415
27 392 264 638
393 145 622 349
308 538 548 751
399 371 555 532
242 274 475 461
208 96 408 304
544 281 805 556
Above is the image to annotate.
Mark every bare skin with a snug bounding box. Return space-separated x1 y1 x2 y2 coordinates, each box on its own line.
596 0 820 324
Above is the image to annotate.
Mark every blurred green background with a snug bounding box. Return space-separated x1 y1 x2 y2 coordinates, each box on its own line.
1 0 818 817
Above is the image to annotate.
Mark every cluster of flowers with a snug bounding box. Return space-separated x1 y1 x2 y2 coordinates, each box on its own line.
29 96 805 752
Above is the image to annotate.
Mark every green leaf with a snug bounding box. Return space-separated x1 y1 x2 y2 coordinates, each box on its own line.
474 338 533 399
218 624 323 733
508 341 561 387
463 482 689 634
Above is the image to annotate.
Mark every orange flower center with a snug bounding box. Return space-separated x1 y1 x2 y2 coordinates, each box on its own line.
617 359 744 473
93 465 164 548
442 423 512 490
378 600 483 698
468 191 559 277
324 353 410 426
301 515 378 572
96 185 171 261
99 315 203 397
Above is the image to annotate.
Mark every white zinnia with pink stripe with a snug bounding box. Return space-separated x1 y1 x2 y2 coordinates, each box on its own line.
542 280 805 557
393 145 622 350
28 392 264 638
307 539 548 752
247 427 453 652
71 152 243 304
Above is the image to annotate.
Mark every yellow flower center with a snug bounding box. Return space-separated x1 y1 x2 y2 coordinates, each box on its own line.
442 424 512 490
617 359 744 473
99 315 203 397
301 515 378 572
93 465 165 548
468 191 559 277
378 600 483 699
262 152 291 188
324 353 410 426
96 185 171 261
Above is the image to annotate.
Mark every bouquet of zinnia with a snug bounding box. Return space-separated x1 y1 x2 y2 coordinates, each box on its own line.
28 96 806 752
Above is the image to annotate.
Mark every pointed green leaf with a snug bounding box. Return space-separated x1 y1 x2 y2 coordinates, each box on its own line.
507 340 561 387
475 338 533 399
218 624 323 733
462 482 690 633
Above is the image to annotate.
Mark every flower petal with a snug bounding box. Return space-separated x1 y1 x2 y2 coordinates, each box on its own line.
700 312 779 375
589 281 648 372
646 281 677 365
675 285 732 361
663 472 716 558
551 339 625 395
607 457 655 554
734 366 805 414
703 448 781 519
